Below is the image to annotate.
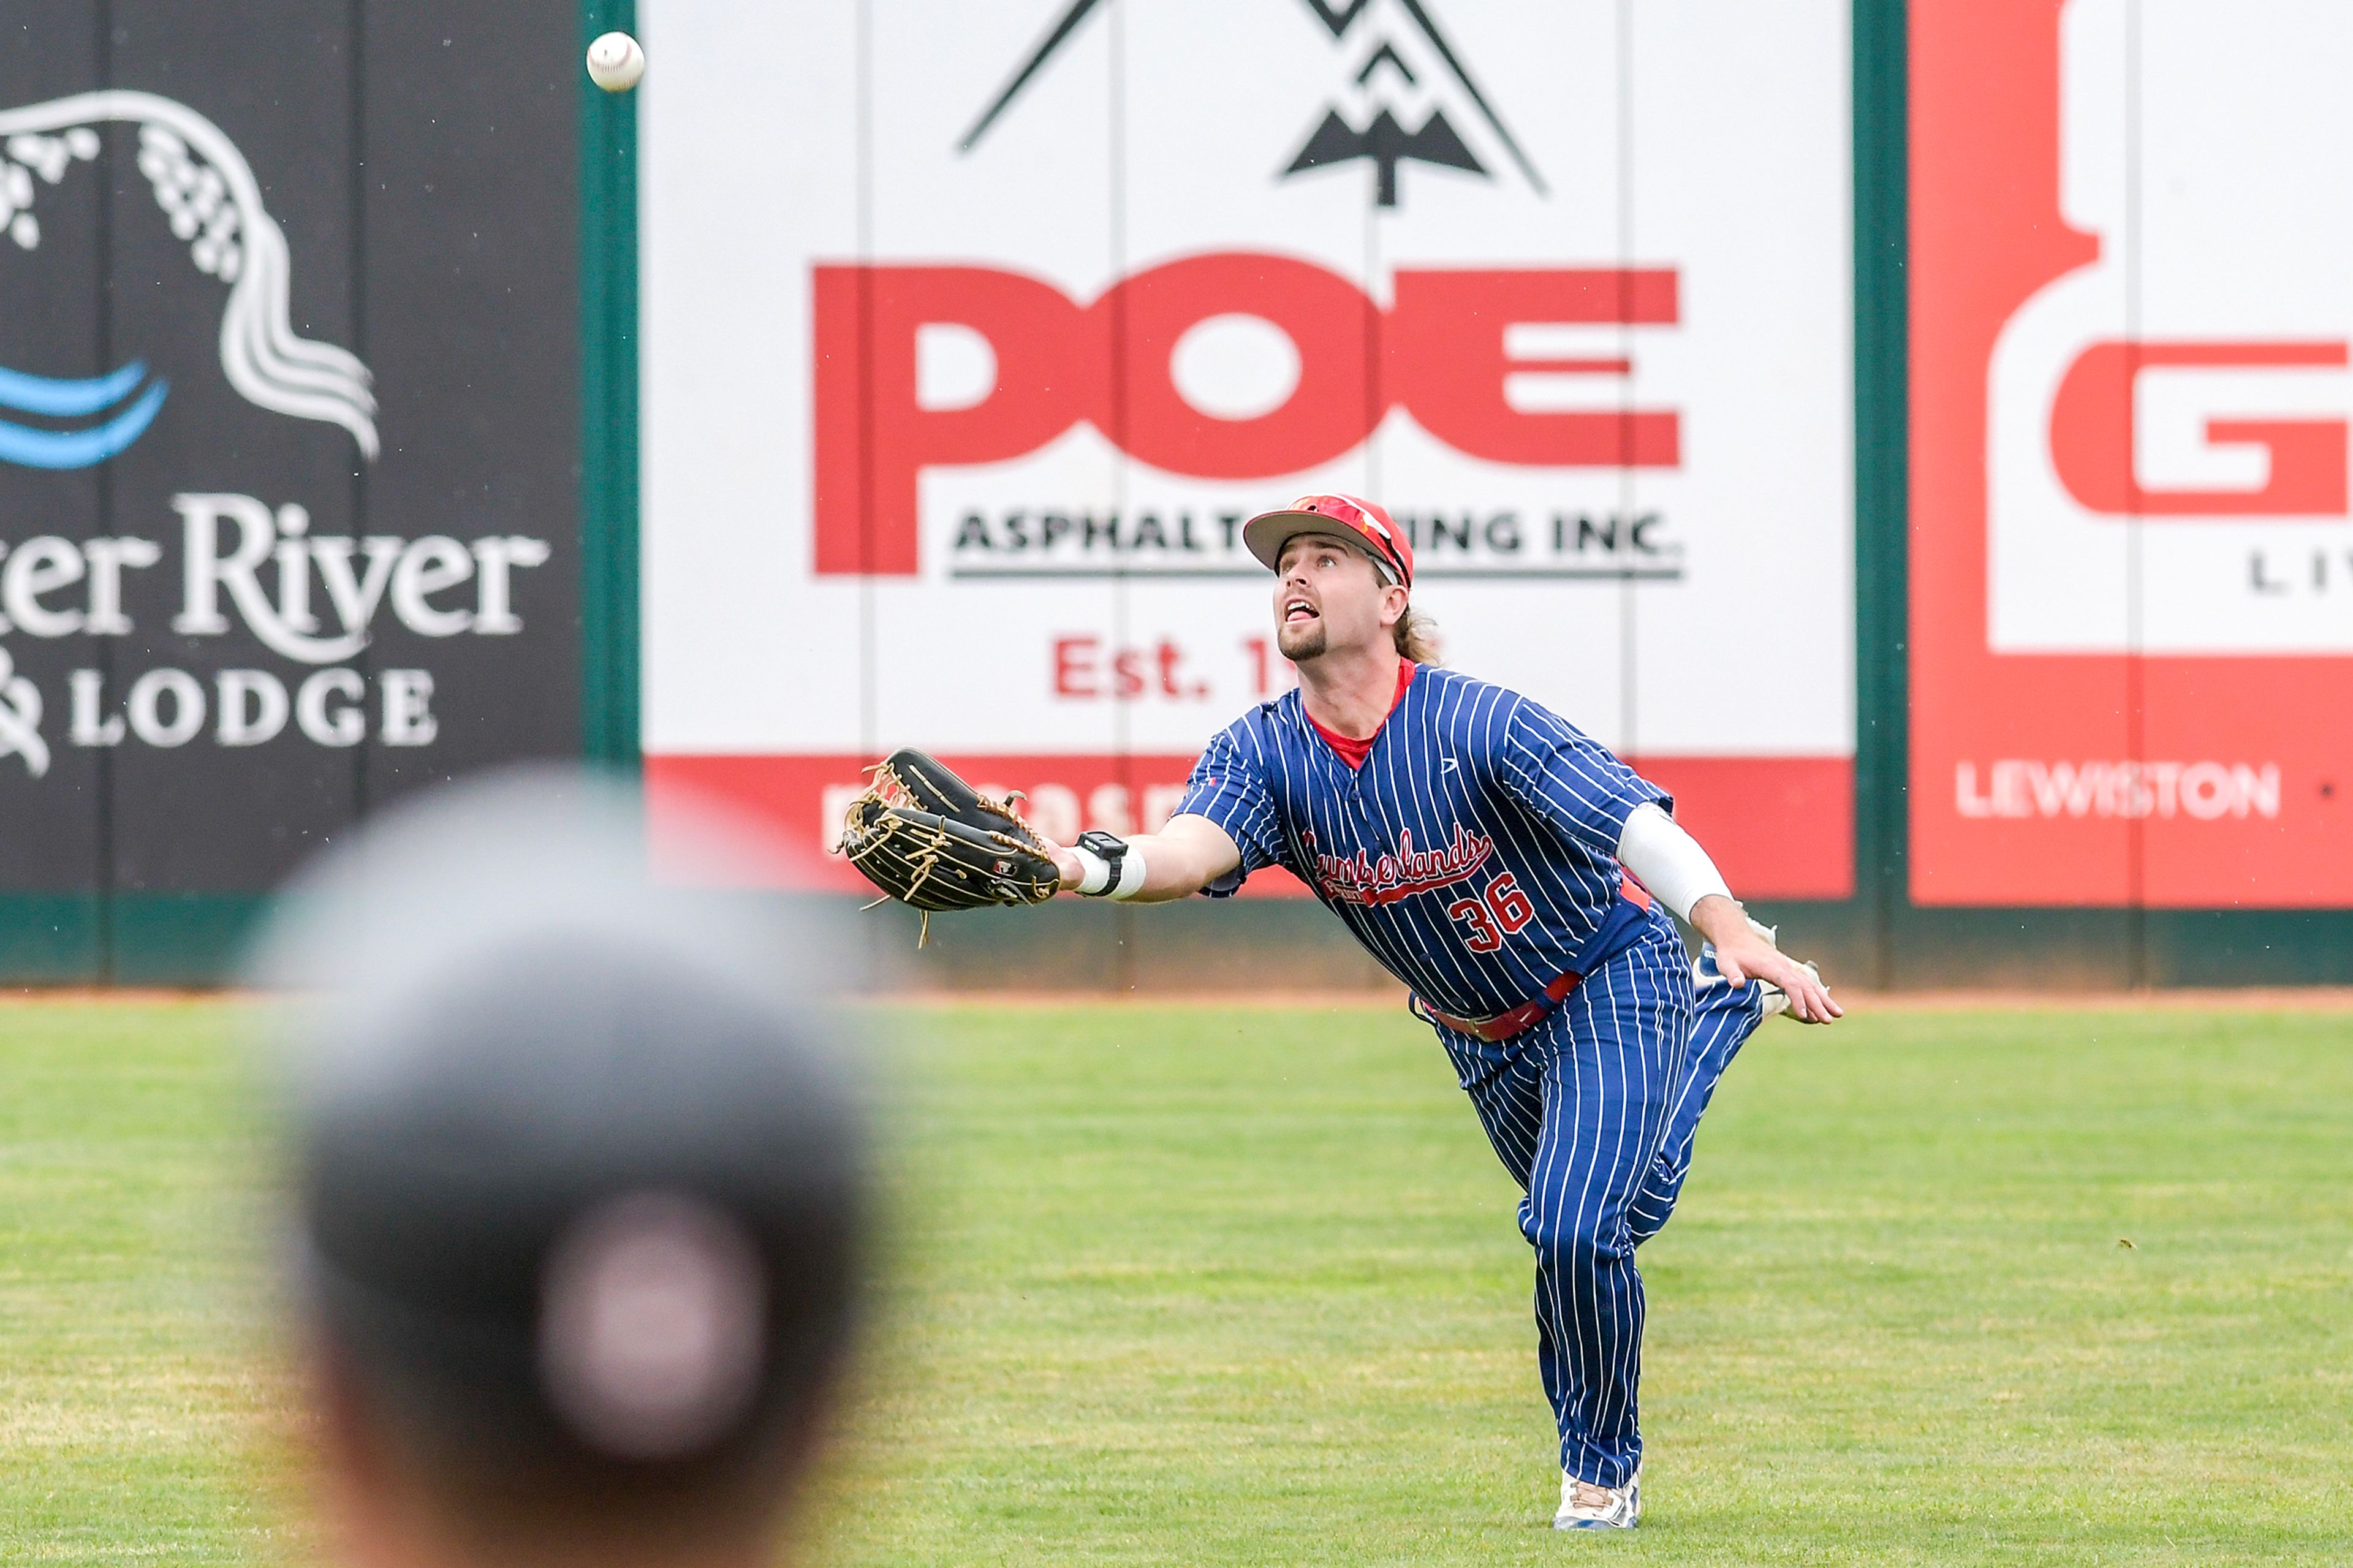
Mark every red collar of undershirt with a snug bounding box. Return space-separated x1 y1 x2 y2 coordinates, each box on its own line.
1305 661 1418 770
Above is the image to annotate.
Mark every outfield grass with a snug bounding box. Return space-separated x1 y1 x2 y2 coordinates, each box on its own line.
0 1002 297 1566
0 999 2347 1565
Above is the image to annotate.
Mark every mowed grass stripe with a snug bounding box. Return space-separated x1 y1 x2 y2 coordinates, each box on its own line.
0 1000 2345 1565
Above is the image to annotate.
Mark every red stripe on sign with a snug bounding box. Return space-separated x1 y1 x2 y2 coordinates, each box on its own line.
647 753 1853 900
1624 756 1854 900
647 753 1309 896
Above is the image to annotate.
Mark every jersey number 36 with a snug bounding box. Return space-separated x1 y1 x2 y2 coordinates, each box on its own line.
1447 872 1535 953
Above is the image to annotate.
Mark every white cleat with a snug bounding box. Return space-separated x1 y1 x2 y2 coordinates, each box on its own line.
1554 1468 1640 1530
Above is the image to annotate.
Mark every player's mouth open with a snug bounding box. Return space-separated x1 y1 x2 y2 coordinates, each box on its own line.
1284 598 1317 623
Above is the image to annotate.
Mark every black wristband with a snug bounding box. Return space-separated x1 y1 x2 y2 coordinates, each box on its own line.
1073 831 1129 896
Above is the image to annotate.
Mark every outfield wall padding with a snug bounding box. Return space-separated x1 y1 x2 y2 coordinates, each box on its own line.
0 0 593 981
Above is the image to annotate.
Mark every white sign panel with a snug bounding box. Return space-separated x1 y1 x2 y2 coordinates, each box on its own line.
641 0 1854 895
1989 0 2353 655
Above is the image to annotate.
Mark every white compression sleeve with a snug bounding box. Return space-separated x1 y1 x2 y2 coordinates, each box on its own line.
1105 846 1148 901
1615 801 1733 922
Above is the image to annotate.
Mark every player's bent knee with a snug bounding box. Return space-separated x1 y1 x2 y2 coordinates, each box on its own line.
1519 1199 1632 1269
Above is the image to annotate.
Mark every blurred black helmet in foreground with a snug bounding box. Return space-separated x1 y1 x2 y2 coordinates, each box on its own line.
249 769 867 1552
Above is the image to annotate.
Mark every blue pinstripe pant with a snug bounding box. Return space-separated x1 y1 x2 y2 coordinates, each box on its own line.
1454 921 1767 1488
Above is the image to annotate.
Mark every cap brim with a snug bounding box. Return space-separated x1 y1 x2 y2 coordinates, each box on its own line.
1243 510 1376 574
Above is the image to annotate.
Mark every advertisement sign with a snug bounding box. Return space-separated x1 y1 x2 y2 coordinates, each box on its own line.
0 2 581 901
643 0 1853 896
1912 0 2349 906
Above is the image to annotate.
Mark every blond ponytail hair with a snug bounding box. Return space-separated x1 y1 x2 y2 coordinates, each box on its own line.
1393 604 1440 664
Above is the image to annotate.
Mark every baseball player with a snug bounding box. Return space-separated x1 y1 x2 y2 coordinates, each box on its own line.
253 775 868 1567
1041 494 1840 1530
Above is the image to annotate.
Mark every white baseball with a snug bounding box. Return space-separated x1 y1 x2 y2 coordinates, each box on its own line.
586 32 645 93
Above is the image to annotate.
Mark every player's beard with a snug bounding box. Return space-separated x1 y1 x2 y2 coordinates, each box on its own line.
1276 619 1327 661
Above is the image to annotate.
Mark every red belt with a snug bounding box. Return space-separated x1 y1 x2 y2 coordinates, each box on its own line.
1411 876 1653 1045
1414 971 1583 1042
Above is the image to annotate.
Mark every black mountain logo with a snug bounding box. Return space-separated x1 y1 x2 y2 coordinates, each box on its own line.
1288 106 1480 208
958 0 1543 211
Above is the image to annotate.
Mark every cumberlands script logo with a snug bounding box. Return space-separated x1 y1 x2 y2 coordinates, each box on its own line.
0 91 377 468
1313 823 1492 906
960 0 1544 210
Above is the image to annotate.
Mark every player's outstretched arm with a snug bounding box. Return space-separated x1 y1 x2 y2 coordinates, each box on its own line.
1616 801 1843 1023
1040 814 1243 905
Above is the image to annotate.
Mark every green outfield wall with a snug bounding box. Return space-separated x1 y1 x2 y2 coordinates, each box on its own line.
0 0 2343 987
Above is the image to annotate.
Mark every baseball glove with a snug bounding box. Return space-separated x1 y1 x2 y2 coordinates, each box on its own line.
836 749 1061 945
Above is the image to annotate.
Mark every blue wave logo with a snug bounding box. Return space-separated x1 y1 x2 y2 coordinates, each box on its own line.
0 361 169 469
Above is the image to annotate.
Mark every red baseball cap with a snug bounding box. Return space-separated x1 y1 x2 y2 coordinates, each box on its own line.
1242 494 1414 589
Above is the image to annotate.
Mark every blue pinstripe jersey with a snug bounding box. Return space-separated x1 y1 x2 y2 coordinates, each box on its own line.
1176 664 1671 1033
